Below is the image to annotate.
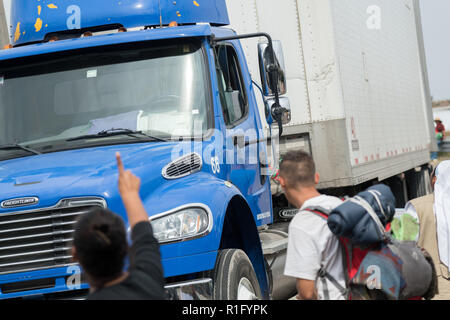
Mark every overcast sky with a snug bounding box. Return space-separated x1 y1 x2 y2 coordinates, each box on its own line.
419 0 450 101
2 0 449 101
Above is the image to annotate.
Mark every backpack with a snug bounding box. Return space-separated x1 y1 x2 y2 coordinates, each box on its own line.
304 192 437 300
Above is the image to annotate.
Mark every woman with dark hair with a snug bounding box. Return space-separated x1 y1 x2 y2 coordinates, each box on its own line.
72 152 165 299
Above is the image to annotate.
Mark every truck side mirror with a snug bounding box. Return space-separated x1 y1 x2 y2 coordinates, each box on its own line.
265 96 291 127
258 40 287 97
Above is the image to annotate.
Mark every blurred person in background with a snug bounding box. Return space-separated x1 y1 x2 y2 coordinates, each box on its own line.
394 161 450 299
432 118 446 160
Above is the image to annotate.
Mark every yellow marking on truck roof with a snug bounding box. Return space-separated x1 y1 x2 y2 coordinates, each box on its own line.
14 23 21 42
193 1 200 6
47 4 58 9
34 18 43 32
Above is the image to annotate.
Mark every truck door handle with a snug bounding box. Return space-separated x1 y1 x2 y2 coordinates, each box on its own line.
233 135 264 148
233 135 245 148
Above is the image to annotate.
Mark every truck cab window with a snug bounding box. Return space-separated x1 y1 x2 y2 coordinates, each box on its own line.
0 40 211 149
215 44 248 127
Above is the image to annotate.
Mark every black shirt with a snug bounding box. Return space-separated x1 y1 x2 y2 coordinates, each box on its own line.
87 221 166 300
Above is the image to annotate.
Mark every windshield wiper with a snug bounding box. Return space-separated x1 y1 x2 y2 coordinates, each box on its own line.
0 144 42 155
66 128 168 143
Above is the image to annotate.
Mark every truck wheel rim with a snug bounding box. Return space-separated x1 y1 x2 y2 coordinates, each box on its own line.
237 277 257 300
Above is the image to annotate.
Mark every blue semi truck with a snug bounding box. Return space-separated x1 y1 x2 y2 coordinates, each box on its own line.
0 0 435 300
0 0 294 299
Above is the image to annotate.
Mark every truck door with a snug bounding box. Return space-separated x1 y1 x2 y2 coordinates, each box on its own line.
213 42 271 224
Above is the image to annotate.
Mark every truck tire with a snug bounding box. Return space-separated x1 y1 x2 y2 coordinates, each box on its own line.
212 249 262 300
384 175 408 208
406 167 431 199
416 169 429 198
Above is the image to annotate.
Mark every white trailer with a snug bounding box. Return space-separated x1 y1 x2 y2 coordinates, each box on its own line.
0 0 8 48
225 0 435 205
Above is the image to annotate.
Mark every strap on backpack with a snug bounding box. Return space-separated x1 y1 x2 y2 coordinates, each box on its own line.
303 206 331 219
318 266 349 299
303 207 350 299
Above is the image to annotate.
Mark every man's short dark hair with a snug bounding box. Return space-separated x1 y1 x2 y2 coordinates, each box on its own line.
73 208 128 282
279 150 316 188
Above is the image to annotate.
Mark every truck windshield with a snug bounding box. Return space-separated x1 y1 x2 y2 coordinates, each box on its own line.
0 40 211 155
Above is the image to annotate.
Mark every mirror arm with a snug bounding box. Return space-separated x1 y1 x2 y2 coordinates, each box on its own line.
212 32 284 137
271 102 284 137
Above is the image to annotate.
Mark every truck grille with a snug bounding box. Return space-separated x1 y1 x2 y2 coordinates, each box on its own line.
0 198 106 275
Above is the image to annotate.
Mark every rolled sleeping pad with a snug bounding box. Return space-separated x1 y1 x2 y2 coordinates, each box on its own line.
327 184 396 245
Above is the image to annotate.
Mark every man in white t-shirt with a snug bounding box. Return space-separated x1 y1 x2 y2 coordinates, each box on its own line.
279 150 346 300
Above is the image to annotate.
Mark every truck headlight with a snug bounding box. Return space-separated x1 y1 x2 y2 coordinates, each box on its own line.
150 206 211 243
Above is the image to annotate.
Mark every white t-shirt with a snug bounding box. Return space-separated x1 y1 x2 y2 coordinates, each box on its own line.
284 194 346 300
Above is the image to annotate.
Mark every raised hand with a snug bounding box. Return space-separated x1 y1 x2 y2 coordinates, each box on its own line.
116 152 148 228
116 152 141 200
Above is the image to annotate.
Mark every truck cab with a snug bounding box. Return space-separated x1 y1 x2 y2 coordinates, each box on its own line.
0 0 291 299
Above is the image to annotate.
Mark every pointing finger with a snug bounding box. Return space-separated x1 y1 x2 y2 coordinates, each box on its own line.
116 152 125 174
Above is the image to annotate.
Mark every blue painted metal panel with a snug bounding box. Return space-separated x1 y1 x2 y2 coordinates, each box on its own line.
0 24 214 61
0 266 88 299
10 0 229 45
162 251 218 278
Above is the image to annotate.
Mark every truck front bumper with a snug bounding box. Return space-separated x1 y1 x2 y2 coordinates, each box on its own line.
164 278 213 300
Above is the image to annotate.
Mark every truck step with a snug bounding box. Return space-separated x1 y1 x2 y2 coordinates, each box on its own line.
260 229 289 255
